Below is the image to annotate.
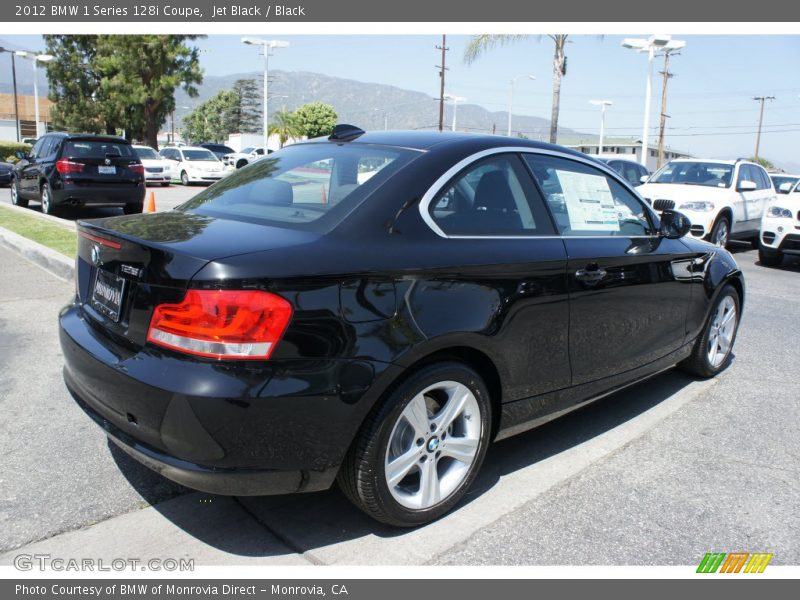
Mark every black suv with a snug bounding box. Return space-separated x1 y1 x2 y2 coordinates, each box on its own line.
199 143 236 161
10 133 146 216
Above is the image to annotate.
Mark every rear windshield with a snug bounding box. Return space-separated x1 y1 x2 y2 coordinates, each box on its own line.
650 161 733 188
64 140 134 158
134 147 159 160
182 150 218 162
179 143 416 233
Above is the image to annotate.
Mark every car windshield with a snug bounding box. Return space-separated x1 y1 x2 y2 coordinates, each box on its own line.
771 175 798 191
183 150 218 162
64 140 134 158
134 147 159 160
649 161 734 188
179 143 417 233
240 147 254 154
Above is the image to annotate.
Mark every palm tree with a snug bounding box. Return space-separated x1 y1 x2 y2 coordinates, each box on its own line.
464 34 568 144
268 108 301 148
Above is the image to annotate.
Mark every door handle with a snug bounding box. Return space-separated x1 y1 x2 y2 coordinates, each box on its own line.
575 266 607 284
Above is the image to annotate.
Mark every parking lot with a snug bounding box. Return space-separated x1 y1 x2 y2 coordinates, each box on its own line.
0 184 798 566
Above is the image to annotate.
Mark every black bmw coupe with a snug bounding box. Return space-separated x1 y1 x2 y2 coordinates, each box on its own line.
60 126 744 526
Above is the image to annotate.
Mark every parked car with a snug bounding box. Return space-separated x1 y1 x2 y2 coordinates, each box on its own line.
0 161 13 186
133 145 171 187
769 173 799 194
638 158 775 246
199 143 236 161
759 182 800 266
61 128 744 527
595 157 650 187
158 146 229 185
223 146 271 169
10 133 146 215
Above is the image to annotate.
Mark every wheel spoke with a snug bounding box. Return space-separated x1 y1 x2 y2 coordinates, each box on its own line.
401 393 430 437
720 307 735 329
434 384 470 431
708 337 719 365
419 457 441 507
718 331 732 354
386 447 420 488
441 436 478 464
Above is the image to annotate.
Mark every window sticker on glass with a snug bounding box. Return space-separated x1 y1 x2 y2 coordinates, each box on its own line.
554 170 620 232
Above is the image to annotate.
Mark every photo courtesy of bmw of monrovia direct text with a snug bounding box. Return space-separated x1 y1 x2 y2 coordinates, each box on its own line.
0 1 798 598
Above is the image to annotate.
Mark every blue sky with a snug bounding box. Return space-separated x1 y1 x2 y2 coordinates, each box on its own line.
3 34 799 168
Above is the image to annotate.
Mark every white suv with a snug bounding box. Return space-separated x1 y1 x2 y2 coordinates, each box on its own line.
759 181 800 266
159 146 230 185
638 159 776 246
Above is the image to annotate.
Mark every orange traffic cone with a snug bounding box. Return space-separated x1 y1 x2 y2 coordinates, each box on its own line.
320 185 327 204
145 191 156 213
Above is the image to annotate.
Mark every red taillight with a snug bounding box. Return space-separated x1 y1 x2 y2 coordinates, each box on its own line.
78 230 122 249
147 290 293 360
129 163 145 175
56 158 85 174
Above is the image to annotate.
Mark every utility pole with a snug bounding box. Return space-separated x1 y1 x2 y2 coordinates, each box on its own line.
435 35 448 132
656 50 678 169
752 95 775 161
10 51 19 142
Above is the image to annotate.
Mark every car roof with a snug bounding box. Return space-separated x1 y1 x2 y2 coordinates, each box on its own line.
47 132 130 143
168 146 214 152
298 129 591 159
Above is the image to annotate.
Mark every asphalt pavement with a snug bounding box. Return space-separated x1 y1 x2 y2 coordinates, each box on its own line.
0 221 798 566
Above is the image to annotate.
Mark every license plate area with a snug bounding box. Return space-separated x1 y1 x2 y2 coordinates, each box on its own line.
98 165 116 175
90 269 126 322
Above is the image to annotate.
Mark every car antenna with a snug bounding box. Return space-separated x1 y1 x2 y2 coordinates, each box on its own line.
328 124 365 142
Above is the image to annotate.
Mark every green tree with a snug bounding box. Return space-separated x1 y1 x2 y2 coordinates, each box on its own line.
182 90 239 143
465 34 569 143
44 35 122 134
231 79 262 133
268 108 302 148
749 156 775 169
293 102 338 139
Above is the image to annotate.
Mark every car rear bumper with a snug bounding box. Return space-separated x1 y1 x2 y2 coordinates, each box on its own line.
53 183 146 206
59 302 399 496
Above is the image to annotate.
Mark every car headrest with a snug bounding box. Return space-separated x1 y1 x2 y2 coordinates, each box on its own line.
251 179 293 206
474 170 516 212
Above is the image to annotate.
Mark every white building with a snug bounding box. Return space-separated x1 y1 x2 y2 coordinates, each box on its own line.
565 140 691 171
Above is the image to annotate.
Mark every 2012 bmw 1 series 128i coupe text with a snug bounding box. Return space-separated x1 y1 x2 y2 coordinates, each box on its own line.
60 127 744 526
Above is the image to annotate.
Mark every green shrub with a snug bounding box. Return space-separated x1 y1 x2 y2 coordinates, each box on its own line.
0 141 32 163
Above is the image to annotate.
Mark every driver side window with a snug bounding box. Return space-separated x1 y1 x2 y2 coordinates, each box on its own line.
524 154 654 237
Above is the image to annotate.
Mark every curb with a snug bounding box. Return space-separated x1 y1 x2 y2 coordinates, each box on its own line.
1 201 77 229
0 225 74 284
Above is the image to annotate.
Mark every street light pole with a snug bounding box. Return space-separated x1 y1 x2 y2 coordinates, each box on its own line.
17 51 54 138
444 94 466 132
0 47 21 142
589 100 612 154
242 37 289 152
622 35 686 168
507 75 535 137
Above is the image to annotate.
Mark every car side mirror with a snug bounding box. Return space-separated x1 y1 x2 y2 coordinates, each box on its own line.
659 209 691 239
639 174 649 184
737 180 757 192
779 182 793 193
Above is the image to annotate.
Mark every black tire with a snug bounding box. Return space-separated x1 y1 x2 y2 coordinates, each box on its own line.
10 177 28 207
123 202 144 215
338 361 492 527
40 182 58 216
236 159 248 169
180 171 189 186
708 215 730 247
680 284 741 378
758 247 782 267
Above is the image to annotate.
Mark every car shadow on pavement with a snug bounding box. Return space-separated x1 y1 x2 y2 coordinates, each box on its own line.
109 368 706 559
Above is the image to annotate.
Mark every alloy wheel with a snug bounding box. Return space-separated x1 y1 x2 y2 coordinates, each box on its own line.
707 295 737 368
10 180 19 204
384 380 481 510
713 219 729 247
41 185 51 214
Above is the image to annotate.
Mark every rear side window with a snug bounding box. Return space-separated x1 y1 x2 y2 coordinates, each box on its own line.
180 143 416 233
524 154 654 237
63 140 134 158
429 154 554 237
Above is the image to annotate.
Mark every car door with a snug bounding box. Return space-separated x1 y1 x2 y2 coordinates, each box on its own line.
425 153 572 403
524 153 695 386
734 164 761 233
19 136 48 198
751 165 775 227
